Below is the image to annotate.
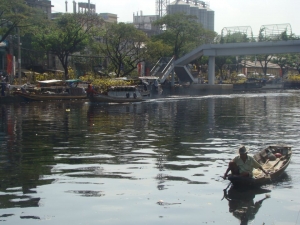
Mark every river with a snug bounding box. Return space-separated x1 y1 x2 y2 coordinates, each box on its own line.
0 90 300 225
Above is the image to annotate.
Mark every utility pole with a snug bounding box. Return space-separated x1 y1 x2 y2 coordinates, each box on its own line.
18 27 21 85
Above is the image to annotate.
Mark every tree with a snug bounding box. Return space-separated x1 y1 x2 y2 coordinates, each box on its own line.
217 32 249 77
271 54 290 77
0 0 37 42
215 56 237 78
33 13 103 80
144 40 172 64
288 54 300 74
98 22 149 77
256 54 273 76
152 13 215 59
253 28 299 76
220 31 252 44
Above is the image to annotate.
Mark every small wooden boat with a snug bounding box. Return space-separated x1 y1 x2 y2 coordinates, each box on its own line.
227 144 292 187
14 79 87 101
88 86 144 103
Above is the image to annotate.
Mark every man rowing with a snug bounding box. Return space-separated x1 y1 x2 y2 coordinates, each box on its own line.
223 146 269 179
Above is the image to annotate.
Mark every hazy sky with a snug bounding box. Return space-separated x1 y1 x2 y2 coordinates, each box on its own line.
50 0 299 35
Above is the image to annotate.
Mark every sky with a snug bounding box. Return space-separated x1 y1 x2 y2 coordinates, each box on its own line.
50 0 300 35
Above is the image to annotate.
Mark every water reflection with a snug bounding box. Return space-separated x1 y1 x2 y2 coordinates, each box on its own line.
0 92 300 224
222 187 271 225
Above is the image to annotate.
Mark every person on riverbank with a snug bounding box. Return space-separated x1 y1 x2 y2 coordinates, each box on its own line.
223 146 269 179
1 75 6 96
6 83 11 95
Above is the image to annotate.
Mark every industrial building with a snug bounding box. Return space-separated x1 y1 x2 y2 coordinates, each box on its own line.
167 0 214 31
133 0 215 35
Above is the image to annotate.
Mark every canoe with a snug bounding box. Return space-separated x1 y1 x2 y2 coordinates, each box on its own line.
88 86 145 103
14 91 87 101
227 144 292 187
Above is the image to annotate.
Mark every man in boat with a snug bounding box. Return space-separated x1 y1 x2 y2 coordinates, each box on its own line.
223 146 269 179
86 84 98 97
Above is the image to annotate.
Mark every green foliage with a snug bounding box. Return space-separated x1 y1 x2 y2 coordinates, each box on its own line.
0 0 39 42
287 54 300 74
258 28 296 42
152 13 215 59
79 75 133 93
145 40 172 64
220 31 252 44
32 13 103 80
97 22 149 77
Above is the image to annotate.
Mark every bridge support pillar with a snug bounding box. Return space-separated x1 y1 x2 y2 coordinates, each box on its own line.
208 56 215 85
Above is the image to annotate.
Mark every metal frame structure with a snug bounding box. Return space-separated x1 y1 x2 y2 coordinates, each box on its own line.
259 23 292 40
221 26 254 41
156 0 170 18
185 0 209 8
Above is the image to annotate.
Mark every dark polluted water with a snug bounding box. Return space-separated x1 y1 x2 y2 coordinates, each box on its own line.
0 91 300 225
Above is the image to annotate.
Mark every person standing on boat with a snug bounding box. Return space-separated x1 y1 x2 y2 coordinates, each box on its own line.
86 84 97 97
223 146 269 179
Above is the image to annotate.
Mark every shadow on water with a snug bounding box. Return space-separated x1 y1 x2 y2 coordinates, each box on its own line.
221 171 293 225
222 187 271 225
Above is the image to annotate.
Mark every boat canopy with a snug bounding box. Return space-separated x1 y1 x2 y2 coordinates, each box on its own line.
65 79 82 83
109 86 137 92
38 79 63 84
139 76 159 80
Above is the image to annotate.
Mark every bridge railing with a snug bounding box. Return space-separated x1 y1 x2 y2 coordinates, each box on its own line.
217 35 300 44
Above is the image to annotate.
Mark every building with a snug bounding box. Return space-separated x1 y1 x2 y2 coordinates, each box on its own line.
167 0 214 31
99 13 118 23
26 0 53 19
133 12 160 36
132 0 215 36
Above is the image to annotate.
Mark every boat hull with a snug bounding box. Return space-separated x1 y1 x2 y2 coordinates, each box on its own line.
228 144 292 187
88 86 145 103
15 92 87 101
89 94 144 103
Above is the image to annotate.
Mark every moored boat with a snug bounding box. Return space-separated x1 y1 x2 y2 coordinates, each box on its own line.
227 144 292 187
14 79 87 101
137 76 163 97
88 86 144 103
14 91 87 101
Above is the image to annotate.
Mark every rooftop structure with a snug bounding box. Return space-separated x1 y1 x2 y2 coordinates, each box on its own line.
259 24 292 40
221 26 254 42
25 0 53 19
133 12 159 36
63 1 96 14
99 13 118 23
167 0 214 31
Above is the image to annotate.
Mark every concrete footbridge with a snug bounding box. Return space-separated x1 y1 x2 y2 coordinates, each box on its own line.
155 40 300 85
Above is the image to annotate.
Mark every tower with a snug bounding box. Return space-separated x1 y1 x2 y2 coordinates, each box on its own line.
156 0 170 18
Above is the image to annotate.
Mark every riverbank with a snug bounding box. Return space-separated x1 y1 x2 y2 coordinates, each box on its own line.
1 82 299 104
